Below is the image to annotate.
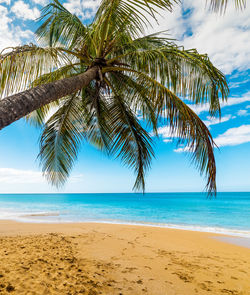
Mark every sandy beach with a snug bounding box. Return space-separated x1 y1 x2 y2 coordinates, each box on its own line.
0 221 249 295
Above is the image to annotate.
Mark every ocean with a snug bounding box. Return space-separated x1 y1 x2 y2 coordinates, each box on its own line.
0 192 249 238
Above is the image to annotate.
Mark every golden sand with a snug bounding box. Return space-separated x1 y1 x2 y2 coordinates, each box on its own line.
0 221 249 295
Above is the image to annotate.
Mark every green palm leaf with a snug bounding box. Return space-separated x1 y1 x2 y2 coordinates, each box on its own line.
39 94 85 186
0 44 66 97
36 0 88 49
109 94 154 191
106 36 228 117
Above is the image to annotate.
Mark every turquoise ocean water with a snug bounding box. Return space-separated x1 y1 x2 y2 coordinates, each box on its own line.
0 192 249 237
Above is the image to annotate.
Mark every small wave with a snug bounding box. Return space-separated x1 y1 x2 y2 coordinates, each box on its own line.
0 212 249 238
0 211 61 222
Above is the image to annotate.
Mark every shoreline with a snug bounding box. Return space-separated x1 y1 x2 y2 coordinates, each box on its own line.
0 221 249 294
1 216 250 240
0 219 250 249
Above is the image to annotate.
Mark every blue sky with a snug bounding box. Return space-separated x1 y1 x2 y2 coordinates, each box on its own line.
0 0 250 193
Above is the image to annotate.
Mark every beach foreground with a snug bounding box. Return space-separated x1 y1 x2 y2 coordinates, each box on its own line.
0 222 249 295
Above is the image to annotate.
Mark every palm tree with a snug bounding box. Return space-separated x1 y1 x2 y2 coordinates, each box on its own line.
0 0 230 194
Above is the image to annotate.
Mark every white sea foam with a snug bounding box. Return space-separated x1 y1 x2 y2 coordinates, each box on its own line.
86 220 250 238
0 210 249 239
0 210 61 222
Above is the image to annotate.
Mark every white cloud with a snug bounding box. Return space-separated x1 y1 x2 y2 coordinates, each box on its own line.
157 126 179 141
0 4 33 50
163 139 172 143
82 0 101 10
229 77 250 89
0 5 11 32
0 168 83 184
11 1 40 20
0 168 45 184
147 0 250 75
182 1 250 74
0 0 10 4
32 0 48 6
203 114 234 127
174 146 191 153
237 109 248 116
215 125 250 147
64 0 100 19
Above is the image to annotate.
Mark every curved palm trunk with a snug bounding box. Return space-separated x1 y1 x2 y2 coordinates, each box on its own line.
0 66 98 130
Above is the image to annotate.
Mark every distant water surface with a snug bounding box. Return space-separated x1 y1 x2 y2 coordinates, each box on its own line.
0 192 249 237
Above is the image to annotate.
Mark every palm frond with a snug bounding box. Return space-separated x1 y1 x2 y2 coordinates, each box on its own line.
25 102 60 128
0 44 66 97
83 84 113 151
104 67 216 195
31 62 84 87
134 71 217 195
92 0 180 59
36 0 87 49
108 93 154 191
105 72 158 133
106 38 229 116
209 0 246 12
39 94 85 186
107 31 171 59
96 0 178 27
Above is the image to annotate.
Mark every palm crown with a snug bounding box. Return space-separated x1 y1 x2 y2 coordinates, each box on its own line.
0 0 233 194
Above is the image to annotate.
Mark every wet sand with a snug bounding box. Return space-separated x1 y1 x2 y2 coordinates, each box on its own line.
0 221 249 295
215 236 250 249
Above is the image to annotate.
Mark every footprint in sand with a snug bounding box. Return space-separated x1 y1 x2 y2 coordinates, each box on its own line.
198 282 212 291
172 272 194 283
165 280 173 285
220 288 240 294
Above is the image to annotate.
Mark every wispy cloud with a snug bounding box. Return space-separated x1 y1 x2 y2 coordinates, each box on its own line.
174 146 191 153
203 115 234 127
163 139 172 143
0 168 45 184
0 168 83 184
237 109 249 116
229 77 250 89
215 125 250 147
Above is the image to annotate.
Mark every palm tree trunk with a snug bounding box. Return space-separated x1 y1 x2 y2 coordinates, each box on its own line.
0 66 99 130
